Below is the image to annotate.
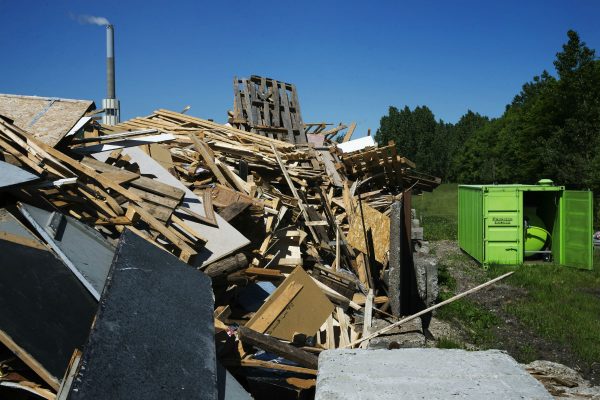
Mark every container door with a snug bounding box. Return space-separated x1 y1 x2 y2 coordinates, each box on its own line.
483 190 523 266
559 191 593 270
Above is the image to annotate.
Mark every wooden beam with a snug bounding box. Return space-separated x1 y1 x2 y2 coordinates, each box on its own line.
238 326 319 369
341 122 356 143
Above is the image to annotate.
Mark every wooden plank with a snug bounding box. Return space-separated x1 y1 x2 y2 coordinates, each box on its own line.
360 289 374 349
224 359 317 376
0 329 60 390
218 201 250 222
189 133 232 189
0 231 47 250
341 122 356 142
238 326 318 369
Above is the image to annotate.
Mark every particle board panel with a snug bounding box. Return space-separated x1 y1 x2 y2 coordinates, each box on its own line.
0 94 94 146
0 215 97 389
246 266 334 341
67 230 217 400
347 202 390 264
93 147 250 266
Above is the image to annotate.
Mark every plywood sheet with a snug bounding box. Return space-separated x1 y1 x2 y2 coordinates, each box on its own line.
347 202 390 264
0 94 94 146
68 230 217 400
246 267 334 341
93 147 250 266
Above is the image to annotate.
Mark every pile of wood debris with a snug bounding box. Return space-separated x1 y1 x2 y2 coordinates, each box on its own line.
0 79 442 400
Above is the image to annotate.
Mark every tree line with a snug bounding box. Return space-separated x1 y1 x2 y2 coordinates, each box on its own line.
374 30 600 223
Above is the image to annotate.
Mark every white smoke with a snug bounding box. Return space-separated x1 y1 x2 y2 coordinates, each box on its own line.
73 14 110 26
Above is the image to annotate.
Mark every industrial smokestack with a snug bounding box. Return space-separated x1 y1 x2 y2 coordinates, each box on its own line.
102 24 120 125
106 24 115 99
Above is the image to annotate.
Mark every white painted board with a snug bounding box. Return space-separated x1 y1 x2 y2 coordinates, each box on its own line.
93 147 250 266
336 135 375 153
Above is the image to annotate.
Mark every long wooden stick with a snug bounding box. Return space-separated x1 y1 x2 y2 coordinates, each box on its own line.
344 271 514 348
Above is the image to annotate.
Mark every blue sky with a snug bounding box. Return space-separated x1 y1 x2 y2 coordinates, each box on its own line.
1 0 598 136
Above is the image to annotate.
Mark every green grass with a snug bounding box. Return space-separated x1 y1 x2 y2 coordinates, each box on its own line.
436 263 500 347
420 183 600 367
413 184 458 240
489 259 600 364
436 337 465 349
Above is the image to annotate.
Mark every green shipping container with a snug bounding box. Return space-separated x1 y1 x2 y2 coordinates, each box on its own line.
458 180 593 269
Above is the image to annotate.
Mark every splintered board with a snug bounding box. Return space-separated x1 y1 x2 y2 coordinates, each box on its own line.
93 146 250 266
67 230 217 400
246 266 334 341
0 212 97 390
347 202 390 264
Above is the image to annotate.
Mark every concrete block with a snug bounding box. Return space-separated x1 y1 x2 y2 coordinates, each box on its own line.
413 254 438 306
316 349 552 400
411 226 424 240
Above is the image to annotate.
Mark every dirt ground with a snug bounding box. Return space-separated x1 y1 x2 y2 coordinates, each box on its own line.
430 240 600 389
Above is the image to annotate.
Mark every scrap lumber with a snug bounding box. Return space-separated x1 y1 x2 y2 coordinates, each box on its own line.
93 146 249 266
345 271 515 348
238 326 319 369
232 76 307 144
246 267 334 341
0 80 448 398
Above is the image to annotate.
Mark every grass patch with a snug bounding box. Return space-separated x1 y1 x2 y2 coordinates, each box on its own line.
418 182 600 369
436 337 464 349
436 291 500 347
436 264 499 347
489 258 600 364
413 184 458 241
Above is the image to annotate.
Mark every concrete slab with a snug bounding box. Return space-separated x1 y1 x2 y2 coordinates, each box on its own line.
67 229 217 400
316 349 553 400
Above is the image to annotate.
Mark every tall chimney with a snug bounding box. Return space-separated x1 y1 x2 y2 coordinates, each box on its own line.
102 24 120 125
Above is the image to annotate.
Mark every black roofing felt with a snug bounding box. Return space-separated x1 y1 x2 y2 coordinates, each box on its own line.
68 229 217 400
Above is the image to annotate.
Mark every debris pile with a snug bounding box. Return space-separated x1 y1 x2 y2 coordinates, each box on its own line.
0 79 442 399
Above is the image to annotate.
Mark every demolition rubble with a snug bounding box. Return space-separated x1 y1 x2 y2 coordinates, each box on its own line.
0 78 535 399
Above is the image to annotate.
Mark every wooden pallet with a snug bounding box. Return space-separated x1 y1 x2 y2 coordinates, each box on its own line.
232 75 307 144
